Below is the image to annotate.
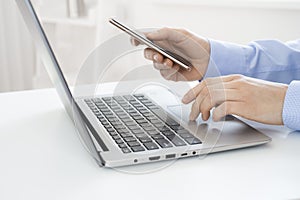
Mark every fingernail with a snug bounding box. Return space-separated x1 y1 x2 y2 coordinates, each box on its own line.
182 94 189 103
163 61 168 66
146 31 158 38
153 54 159 61
145 52 150 59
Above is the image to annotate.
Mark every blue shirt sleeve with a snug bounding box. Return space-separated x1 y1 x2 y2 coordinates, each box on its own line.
205 39 300 130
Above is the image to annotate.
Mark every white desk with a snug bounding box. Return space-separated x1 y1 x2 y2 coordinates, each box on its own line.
0 88 299 200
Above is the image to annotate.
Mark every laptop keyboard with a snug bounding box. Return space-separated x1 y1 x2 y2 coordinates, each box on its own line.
84 94 202 154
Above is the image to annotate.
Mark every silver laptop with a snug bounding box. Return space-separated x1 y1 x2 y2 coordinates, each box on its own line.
16 0 271 167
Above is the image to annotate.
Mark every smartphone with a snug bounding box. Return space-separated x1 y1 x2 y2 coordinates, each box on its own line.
109 18 192 71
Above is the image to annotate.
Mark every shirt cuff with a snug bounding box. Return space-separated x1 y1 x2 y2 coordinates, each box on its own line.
204 39 248 78
282 81 300 130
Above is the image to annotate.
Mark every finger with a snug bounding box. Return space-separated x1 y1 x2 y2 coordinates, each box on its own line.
189 88 239 121
166 67 180 81
201 89 239 111
182 78 232 104
153 58 174 70
165 65 180 81
199 89 235 121
189 92 209 121
163 58 174 68
160 66 180 80
130 37 141 46
189 87 210 121
145 27 185 42
212 101 244 121
144 48 164 63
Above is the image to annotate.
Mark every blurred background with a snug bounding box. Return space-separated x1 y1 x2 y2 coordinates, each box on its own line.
0 0 300 92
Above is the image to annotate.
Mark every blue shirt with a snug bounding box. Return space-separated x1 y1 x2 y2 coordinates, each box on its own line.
205 39 300 130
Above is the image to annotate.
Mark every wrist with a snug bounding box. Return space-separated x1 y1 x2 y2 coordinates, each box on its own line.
282 81 300 130
278 84 289 125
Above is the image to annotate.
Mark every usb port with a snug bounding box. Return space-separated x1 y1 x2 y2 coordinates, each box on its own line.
166 154 176 159
149 156 160 161
181 153 188 157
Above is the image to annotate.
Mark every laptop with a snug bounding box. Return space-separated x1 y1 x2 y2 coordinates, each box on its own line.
16 0 271 167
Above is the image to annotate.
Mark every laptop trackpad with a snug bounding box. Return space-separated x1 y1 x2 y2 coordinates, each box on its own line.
167 104 261 147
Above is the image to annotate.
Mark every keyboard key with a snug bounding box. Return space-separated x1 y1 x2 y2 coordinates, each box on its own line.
106 127 115 132
140 122 152 128
131 129 144 134
139 137 152 143
121 147 131 153
100 120 109 124
124 137 137 142
170 125 184 131
110 121 122 126
135 133 148 139
184 137 202 145
153 122 165 129
165 118 180 126
128 125 141 130
156 139 173 148
112 135 121 140
115 139 124 144
177 130 194 138
135 119 148 124
120 133 132 138
175 129 190 134
109 131 118 136
131 145 145 152
127 141 141 147
123 95 135 101
157 126 170 131
120 117 132 122
114 125 126 130
147 105 159 109
132 116 144 120
151 134 164 140
123 121 136 126
113 96 123 101
166 135 186 146
161 130 175 136
143 112 153 117
102 97 113 101
143 126 156 131
144 142 159 150
133 94 144 98
118 143 127 148
147 130 160 136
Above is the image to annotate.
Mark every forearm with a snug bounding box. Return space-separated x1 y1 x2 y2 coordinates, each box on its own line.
205 39 300 84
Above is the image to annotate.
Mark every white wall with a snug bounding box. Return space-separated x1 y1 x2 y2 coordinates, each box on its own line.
1 0 300 92
126 0 300 43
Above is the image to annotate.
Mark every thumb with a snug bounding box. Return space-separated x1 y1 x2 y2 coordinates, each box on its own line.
146 27 181 42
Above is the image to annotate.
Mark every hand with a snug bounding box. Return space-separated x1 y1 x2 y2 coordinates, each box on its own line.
182 74 288 125
131 27 210 81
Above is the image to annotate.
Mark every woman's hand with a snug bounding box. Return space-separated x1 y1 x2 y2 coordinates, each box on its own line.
182 74 288 125
131 27 210 81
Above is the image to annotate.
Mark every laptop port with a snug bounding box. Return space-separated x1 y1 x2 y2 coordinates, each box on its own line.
181 153 188 157
165 154 176 159
149 156 160 161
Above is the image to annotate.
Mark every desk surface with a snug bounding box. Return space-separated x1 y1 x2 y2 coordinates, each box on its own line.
0 88 299 200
